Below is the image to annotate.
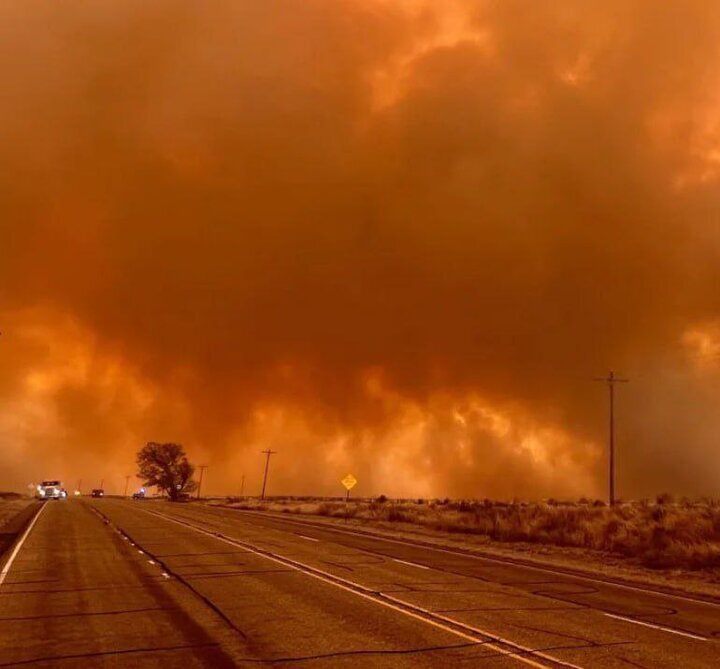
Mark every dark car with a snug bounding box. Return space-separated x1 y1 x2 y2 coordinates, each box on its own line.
91 489 104 498
132 490 146 500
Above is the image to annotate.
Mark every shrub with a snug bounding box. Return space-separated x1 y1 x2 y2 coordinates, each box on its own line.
317 502 335 516
223 494 720 571
386 505 413 523
651 506 666 522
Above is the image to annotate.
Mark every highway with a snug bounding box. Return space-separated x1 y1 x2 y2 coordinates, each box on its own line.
0 500 717 667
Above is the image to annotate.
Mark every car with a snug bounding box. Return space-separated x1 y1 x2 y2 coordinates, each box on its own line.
132 490 146 500
91 489 104 498
36 480 67 500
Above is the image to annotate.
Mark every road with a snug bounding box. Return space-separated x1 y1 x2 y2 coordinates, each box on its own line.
0 500 717 668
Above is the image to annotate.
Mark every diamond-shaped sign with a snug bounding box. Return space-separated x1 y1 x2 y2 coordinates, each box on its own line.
341 474 357 491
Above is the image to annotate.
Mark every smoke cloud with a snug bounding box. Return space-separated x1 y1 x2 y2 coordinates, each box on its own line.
2 1 720 499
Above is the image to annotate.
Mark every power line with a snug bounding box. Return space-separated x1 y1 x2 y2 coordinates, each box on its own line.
594 370 629 506
260 450 277 500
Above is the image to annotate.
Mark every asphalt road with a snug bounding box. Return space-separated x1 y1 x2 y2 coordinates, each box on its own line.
1 500 718 668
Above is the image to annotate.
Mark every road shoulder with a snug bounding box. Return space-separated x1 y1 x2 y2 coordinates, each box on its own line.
0 499 39 565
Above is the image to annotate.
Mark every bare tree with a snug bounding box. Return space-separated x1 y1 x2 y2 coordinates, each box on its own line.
136 442 197 501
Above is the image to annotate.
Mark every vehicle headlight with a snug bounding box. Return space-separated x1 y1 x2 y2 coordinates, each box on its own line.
39 489 46 496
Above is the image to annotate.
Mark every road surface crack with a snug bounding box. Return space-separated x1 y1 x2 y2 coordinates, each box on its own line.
0 606 168 622
0 642 222 667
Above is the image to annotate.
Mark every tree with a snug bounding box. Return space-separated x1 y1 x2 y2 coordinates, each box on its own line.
136 442 197 501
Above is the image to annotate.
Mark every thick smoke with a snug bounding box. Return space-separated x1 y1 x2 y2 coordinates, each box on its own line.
2 1 720 498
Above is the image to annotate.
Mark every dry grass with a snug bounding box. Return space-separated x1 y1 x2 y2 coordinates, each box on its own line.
218 495 720 571
0 494 31 529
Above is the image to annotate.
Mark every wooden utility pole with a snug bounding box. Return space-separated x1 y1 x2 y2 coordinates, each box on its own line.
260 450 277 499
124 475 131 498
240 474 245 497
594 370 629 506
197 465 208 499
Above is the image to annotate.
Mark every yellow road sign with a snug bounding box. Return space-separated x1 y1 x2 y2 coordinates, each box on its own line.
341 474 357 491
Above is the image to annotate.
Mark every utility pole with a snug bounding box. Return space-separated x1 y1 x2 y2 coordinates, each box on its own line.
240 474 245 498
124 475 131 498
197 465 208 499
77 479 82 495
100 479 104 490
594 370 629 506
260 450 277 499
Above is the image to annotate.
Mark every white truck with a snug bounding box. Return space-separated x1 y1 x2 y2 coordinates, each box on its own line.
36 480 67 500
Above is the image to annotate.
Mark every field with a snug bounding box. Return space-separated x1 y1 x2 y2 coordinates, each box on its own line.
217 495 720 572
0 493 31 529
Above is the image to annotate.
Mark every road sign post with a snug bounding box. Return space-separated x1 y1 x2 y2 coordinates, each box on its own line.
341 474 357 523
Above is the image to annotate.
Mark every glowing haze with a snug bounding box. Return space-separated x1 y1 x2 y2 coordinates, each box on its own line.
3 1 720 499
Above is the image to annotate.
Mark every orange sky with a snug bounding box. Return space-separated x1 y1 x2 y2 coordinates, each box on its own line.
2 1 720 499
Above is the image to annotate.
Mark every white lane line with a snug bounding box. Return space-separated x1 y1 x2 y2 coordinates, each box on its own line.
297 534 319 542
136 507 580 669
230 510 720 609
394 558 430 570
0 504 48 588
604 613 706 641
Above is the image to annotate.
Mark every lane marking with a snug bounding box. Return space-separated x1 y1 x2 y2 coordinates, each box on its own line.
603 613 707 641
394 558 430 570
134 506 581 669
297 534 319 542
130 504 718 644
230 510 720 609
0 504 48 588
115 502 715 647
158 505 712 648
